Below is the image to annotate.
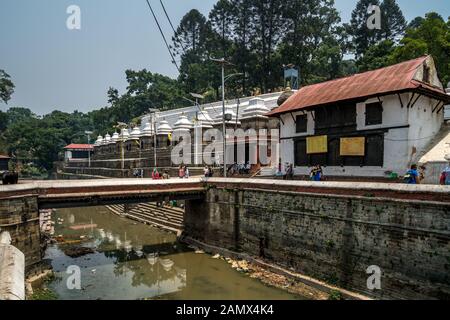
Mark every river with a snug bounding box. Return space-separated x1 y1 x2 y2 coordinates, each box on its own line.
43 206 304 300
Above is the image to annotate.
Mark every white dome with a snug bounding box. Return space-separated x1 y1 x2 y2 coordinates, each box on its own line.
242 97 270 118
104 133 112 144
141 122 154 136
215 105 240 125
157 119 173 135
120 128 130 140
111 132 120 142
95 135 103 146
173 114 193 133
196 109 213 128
130 126 141 139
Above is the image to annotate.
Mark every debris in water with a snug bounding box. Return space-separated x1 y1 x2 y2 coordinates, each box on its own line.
212 254 221 259
62 246 95 258
195 249 205 254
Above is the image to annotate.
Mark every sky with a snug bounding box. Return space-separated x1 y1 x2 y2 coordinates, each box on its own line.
0 0 449 115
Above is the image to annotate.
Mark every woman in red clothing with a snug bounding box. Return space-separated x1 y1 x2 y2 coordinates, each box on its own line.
152 168 161 180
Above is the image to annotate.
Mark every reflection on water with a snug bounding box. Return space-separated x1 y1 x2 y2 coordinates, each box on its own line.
45 206 303 300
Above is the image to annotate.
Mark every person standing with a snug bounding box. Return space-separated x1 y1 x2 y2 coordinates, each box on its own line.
204 165 210 177
184 166 190 179
440 158 450 185
404 164 419 184
310 165 323 182
152 168 161 180
178 165 185 179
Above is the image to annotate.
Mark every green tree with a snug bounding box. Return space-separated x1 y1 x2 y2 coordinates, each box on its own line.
390 12 450 84
356 39 396 72
380 0 406 41
280 0 343 85
348 0 381 58
0 70 15 104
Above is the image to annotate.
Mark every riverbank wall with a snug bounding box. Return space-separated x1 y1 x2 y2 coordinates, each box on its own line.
0 196 41 270
184 179 450 300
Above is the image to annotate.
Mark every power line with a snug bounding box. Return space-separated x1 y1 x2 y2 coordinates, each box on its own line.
159 0 187 55
145 0 180 72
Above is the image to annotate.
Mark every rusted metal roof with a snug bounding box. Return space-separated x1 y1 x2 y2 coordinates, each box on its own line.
64 144 94 150
268 56 450 117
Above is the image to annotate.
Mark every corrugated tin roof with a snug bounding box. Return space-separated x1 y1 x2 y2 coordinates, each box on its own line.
64 144 94 150
268 56 449 117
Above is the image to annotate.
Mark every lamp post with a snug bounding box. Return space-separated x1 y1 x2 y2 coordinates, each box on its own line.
210 58 244 177
85 131 93 168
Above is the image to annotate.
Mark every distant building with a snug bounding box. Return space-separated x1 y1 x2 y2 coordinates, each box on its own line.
64 144 94 161
268 56 450 179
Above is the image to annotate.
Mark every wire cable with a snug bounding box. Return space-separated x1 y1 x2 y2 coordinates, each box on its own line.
145 0 180 72
159 0 187 55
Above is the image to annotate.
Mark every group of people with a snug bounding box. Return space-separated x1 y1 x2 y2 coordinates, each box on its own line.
178 165 190 179
404 161 450 185
146 160 450 185
276 163 323 181
228 162 252 175
151 168 170 180
203 165 214 178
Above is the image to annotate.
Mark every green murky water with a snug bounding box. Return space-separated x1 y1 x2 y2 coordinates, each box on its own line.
44 206 304 300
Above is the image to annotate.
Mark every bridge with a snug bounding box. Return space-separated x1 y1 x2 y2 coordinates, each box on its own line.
0 178 205 209
1 178 449 299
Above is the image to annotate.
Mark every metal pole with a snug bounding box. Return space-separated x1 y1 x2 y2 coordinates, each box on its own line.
87 133 91 168
222 62 227 178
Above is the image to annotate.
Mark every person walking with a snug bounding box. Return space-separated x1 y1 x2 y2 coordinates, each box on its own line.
204 165 210 178
184 166 190 179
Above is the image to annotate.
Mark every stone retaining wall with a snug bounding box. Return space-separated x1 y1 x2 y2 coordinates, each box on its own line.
184 179 450 299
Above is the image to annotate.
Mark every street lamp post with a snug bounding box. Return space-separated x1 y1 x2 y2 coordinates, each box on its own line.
211 58 232 177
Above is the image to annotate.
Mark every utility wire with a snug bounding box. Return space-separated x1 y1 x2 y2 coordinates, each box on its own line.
159 0 187 55
145 0 180 72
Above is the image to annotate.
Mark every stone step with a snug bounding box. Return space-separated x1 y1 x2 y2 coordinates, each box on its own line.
128 207 183 224
123 214 180 234
125 210 182 229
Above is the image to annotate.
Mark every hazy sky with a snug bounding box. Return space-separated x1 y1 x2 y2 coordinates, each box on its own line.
1 0 449 115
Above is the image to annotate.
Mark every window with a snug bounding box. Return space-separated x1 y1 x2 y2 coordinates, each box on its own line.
365 102 383 126
365 135 384 166
296 114 307 133
294 140 308 166
315 104 357 134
